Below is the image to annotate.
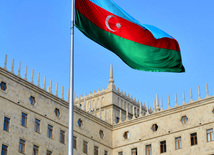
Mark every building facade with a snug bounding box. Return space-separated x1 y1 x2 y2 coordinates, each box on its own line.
0 56 214 155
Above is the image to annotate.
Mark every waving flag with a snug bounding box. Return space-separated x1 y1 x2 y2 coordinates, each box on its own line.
75 0 185 72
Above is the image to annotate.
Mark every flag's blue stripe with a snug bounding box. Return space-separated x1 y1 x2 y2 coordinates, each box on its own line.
89 0 173 39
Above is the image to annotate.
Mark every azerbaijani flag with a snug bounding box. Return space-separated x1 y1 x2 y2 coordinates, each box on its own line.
75 0 185 72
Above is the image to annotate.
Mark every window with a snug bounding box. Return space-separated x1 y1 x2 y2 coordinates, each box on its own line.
60 130 65 144
115 117 120 124
160 140 166 153
118 151 123 155
83 141 88 154
21 113 27 127
123 131 130 139
131 148 137 155
77 118 83 127
152 124 158 132
35 119 40 133
190 133 197 146
99 130 104 139
33 145 39 155
1 144 8 155
0 81 7 91
73 136 77 149
175 137 182 150
212 108 214 114
94 146 98 155
181 116 188 124
47 150 52 155
48 125 53 139
207 129 214 142
146 144 152 155
3 117 10 132
29 96 35 105
104 150 108 155
55 108 60 117
19 139 25 153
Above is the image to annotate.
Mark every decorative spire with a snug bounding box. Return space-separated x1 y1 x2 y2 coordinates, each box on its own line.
18 62 21 77
11 58 14 73
182 91 186 105
67 89 70 102
61 86 64 100
198 86 201 100
190 88 193 102
160 97 163 111
31 69 34 84
175 93 178 107
4 55 7 70
56 82 58 96
139 102 142 117
24 66 27 80
156 94 160 111
146 102 149 115
37 73 40 87
206 83 209 97
43 76 46 90
167 95 171 109
109 64 114 84
49 80 52 93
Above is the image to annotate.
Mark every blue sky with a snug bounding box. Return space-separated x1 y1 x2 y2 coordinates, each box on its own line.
0 0 213 110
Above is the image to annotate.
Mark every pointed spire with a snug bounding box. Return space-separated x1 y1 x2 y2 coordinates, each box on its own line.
109 64 114 83
167 95 171 109
31 69 34 84
190 88 193 102
56 83 58 96
37 73 40 87
18 62 21 77
61 86 64 100
198 86 201 100
67 89 70 102
160 97 163 111
24 66 27 80
206 83 209 98
43 76 46 90
146 102 149 115
139 102 142 117
175 93 178 107
49 80 52 93
11 58 14 73
4 55 7 70
182 91 186 105
156 94 160 111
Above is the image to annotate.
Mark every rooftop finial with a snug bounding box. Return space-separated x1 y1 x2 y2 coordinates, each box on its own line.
206 83 209 97
11 58 14 73
18 62 21 77
56 83 58 97
43 76 46 90
24 66 27 80
49 80 52 93
190 88 193 102
198 86 201 100
167 95 171 109
109 64 114 83
146 102 149 115
182 91 186 105
156 94 160 111
31 69 34 84
67 89 70 102
4 55 7 70
160 97 163 111
37 73 40 87
61 86 64 100
175 93 178 107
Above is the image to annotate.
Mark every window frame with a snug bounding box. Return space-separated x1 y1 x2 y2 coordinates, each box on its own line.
35 119 40 133
190 133 198 146
181 116 188 124
207 128 214 142
160 140 166 153
0 81 7 91
47 124 53 139
19 139 25 154
145 144 152 155
2 144 8 155
3 117 10 132
29 96 36 105
131 148 137 155
54 108 60 117
152 124 158 132
21 113 27 127
118 151 123 155
33 145 39 155
175 137 182 150
83 141 88 154
94 146 99 155
73 136 77 149
47 150 52 155
60 130 65 144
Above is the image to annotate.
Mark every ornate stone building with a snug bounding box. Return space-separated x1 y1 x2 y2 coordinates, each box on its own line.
0 55 214 155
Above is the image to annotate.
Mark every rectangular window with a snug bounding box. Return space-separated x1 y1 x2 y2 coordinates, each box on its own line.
207 128 214 142
19 139 25 154
47 125 53 139
3 117 10 132
33 145 39 155
175 137 182 150
60 130 65 144
83 141 88 154
145 144 152 155
73 136 77 149
131 148 137 155
104 150 108 155
35 119 40 133
1 144 8 155
47 150 52 155
21 113 27 127
190 133 197 146
118 152 123 155
160 141 166 153
94 146 98 155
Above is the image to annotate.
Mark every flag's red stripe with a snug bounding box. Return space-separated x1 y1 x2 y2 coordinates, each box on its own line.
75 0 180 51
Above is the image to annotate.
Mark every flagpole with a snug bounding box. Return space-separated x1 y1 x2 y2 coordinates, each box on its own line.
68 0 75 154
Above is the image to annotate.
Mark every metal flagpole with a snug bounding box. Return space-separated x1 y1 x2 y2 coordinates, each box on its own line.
68 0 75 154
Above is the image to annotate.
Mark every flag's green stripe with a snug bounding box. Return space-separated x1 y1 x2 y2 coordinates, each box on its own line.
75 10 185 72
